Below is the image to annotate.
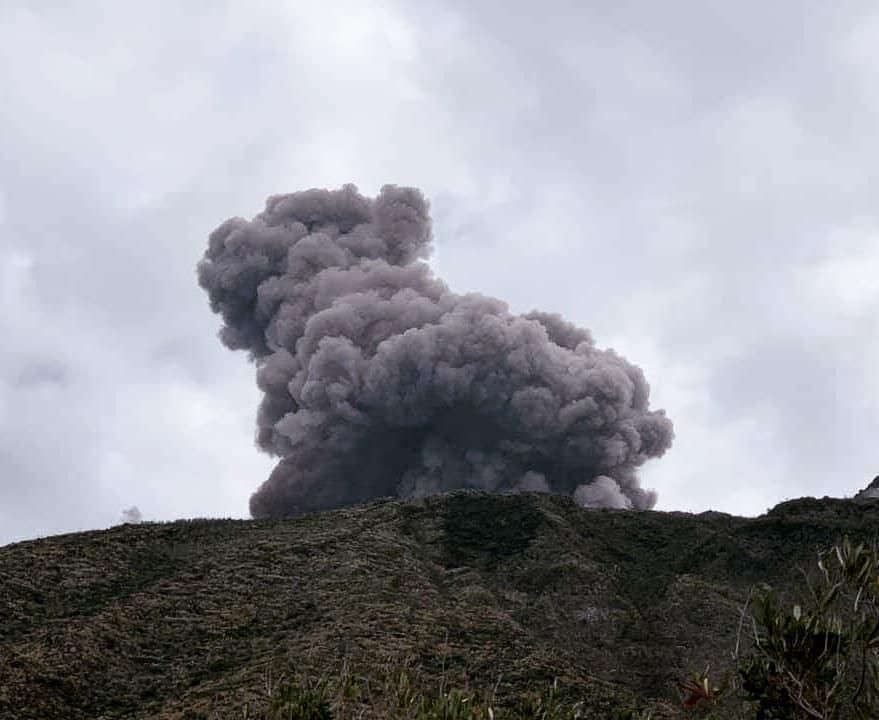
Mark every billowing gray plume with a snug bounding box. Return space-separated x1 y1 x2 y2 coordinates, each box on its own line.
198 185 674 518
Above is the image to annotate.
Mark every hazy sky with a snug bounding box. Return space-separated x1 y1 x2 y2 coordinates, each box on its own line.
2 1 877 546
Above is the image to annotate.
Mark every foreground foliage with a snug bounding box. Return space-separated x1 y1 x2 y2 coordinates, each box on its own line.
255 670 590 720
685 536 879 719
738 536 879 719
202 665 604 720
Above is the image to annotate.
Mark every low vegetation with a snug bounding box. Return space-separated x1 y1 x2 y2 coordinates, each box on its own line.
1 490 877 719
233 667 591 720
683 535 879 719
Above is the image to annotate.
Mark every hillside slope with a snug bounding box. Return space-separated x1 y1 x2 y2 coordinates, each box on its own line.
2 491 878 719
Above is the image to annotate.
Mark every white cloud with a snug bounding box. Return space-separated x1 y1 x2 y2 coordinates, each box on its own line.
805 232 879 315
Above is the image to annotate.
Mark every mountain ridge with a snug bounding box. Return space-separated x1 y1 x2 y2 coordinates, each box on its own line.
2 490 878 719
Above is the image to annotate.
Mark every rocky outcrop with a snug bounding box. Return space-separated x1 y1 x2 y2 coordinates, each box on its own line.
855 475 879 500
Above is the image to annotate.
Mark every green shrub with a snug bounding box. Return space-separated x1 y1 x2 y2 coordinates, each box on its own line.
738 536 879 719
683 536 879 719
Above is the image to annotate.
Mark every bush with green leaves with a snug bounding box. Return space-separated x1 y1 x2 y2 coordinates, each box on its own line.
738 536 879 719
684 536 879 719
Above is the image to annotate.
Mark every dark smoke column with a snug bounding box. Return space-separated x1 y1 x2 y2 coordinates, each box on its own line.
198 185 674 517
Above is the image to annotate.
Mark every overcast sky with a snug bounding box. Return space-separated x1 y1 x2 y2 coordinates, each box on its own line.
2 1 878 546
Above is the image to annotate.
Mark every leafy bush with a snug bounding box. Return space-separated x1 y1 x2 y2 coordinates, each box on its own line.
683 536 879 719
738 536 878 719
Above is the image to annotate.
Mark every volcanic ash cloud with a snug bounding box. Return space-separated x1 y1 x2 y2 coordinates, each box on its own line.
198 184 674 518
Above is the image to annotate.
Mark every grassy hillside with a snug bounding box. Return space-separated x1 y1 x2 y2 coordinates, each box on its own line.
2 491 877 719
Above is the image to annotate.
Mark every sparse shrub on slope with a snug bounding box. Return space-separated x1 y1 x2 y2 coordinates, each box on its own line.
684 536 879 719
738 536 879 719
